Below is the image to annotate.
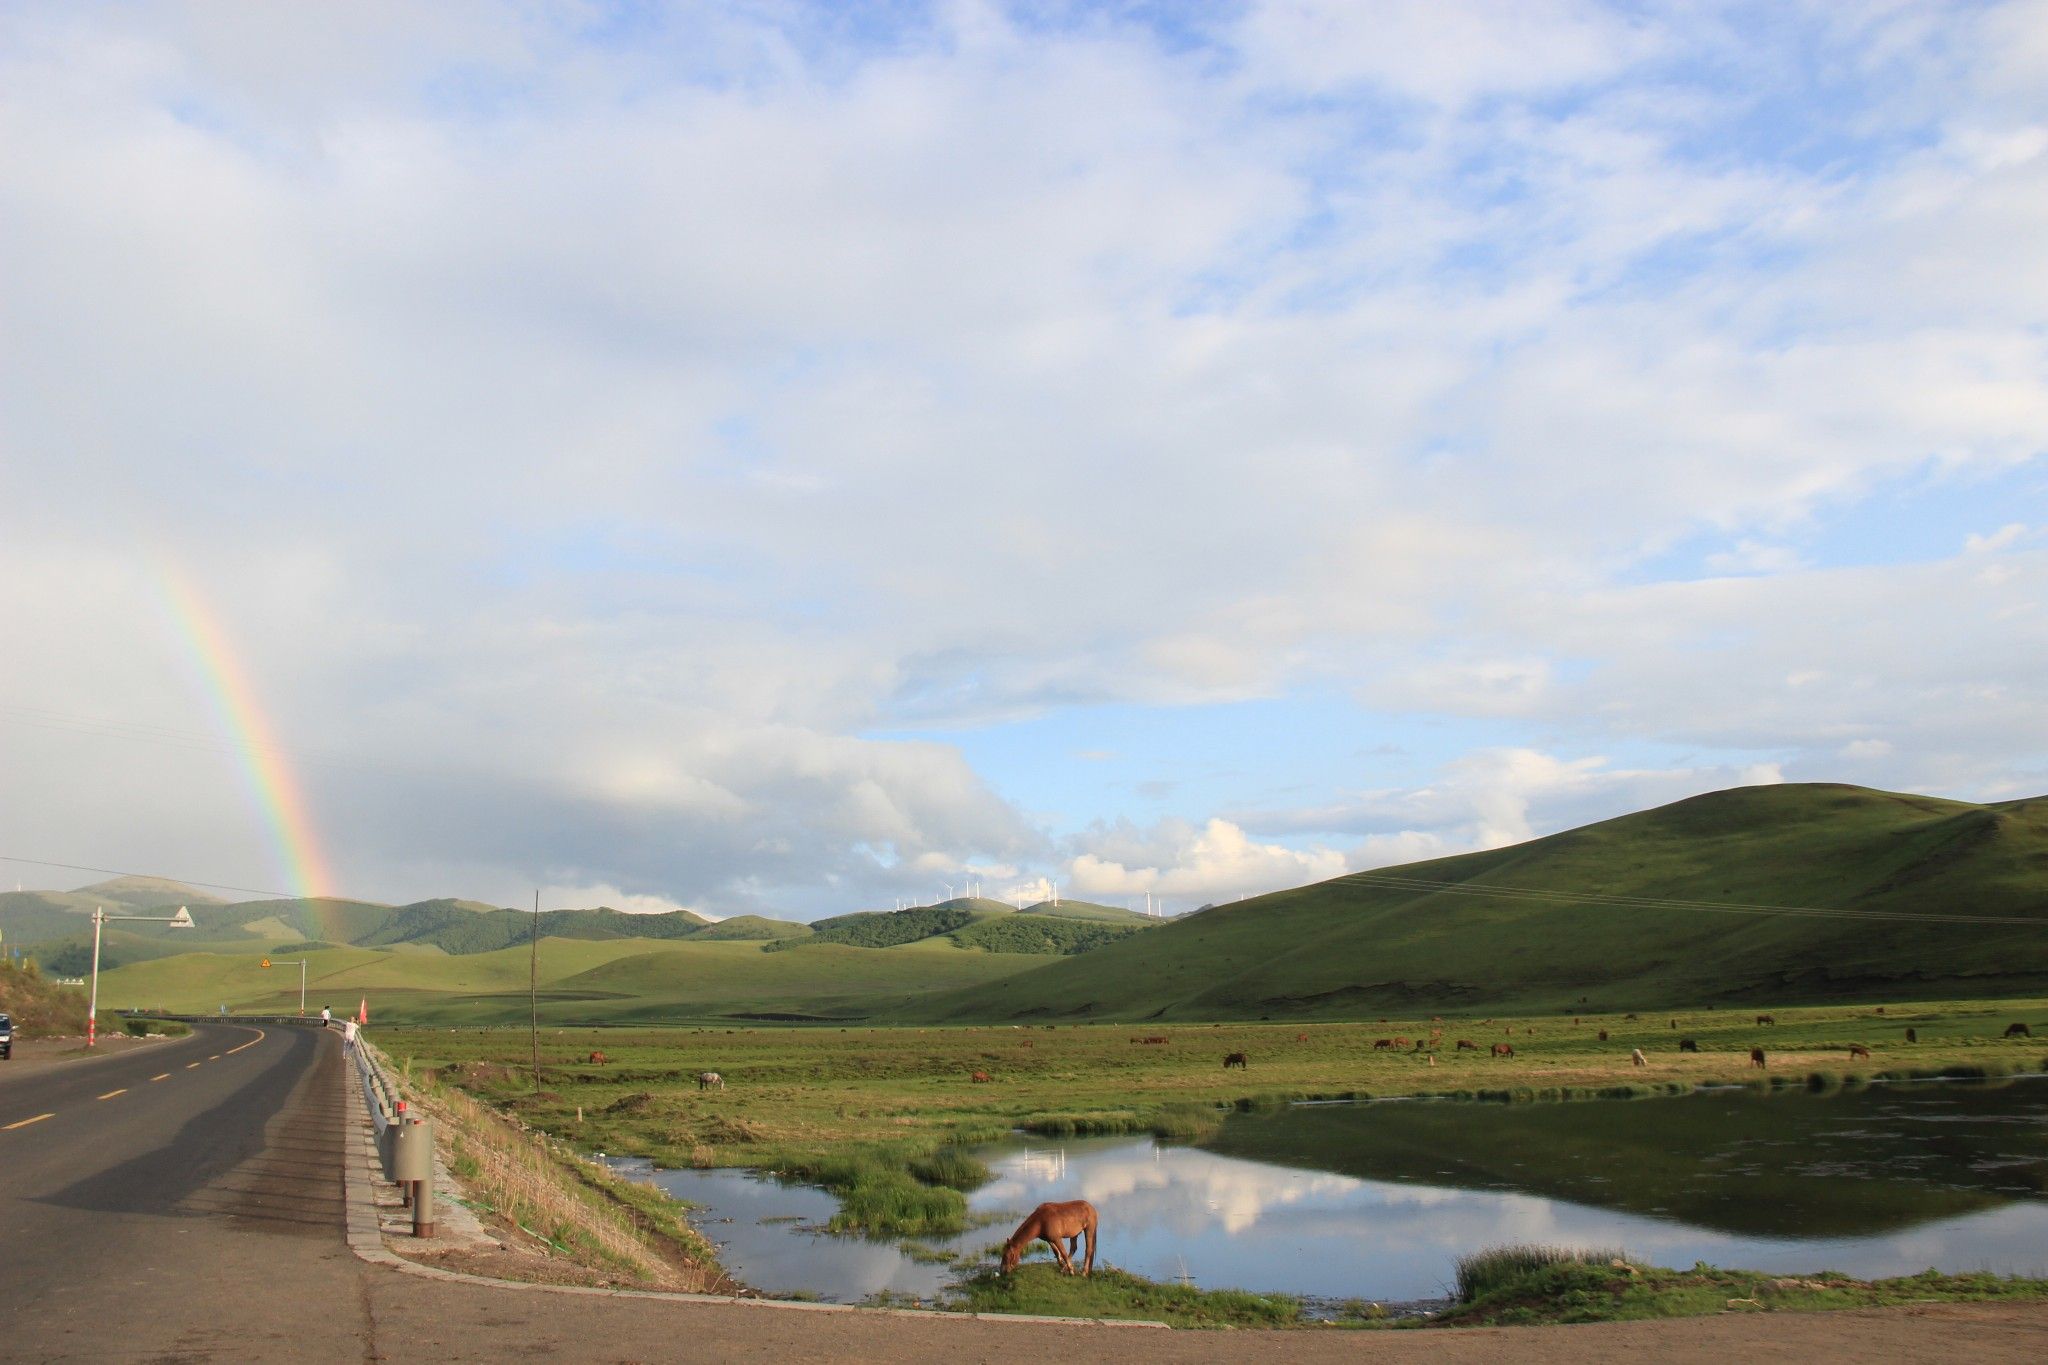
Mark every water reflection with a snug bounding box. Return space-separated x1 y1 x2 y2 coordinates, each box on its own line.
623 1076 2048 1304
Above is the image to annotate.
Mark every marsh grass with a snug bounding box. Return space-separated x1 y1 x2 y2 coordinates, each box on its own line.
767 1144 972 1236
906 1146 992 1190
1455 1244 1627 1301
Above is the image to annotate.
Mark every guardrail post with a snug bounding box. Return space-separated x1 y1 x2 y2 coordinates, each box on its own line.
382 1098 407 1182
394 1116 435 1237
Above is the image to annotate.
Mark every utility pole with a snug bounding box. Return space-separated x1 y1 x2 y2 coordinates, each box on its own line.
529 890 541 1092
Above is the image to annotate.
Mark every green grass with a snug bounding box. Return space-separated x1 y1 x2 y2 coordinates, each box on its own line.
379 1002 2048 1323
901 784 2048 1022
382 997 2048 1243
93 935 1055 1025
1456 1245 1627 1301
947 1265 1302 1327
1439 1252 2048 1327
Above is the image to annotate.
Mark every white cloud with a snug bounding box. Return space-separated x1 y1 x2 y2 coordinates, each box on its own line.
1067 818 1349 903
0 4 2042 916
538 883 705 918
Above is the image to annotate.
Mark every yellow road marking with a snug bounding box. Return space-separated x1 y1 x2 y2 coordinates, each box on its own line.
97 1089 127 1100
186 1062 202 1069
224 1029 267 1055
3 1113 55 1130
151 1073 171 1082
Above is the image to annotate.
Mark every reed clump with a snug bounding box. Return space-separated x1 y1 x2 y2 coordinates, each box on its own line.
1455 1244 1628 1302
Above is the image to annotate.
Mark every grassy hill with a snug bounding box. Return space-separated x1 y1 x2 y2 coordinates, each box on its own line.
1016 899 1156 924
775 897 1160 954
94 934 1050 1025
900 784 2048 1022
691 915 812 941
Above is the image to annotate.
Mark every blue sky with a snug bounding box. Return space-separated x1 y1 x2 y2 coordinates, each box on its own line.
1 1 2043 918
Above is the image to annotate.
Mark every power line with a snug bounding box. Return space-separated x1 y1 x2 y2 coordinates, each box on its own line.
0 854 296 902
1334 870 2041 927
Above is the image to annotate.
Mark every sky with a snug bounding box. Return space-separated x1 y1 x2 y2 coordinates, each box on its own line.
2 1 2044 920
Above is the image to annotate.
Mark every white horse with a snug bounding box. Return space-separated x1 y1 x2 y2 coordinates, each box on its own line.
1630 1048 1647 1067
697 1071 724 1090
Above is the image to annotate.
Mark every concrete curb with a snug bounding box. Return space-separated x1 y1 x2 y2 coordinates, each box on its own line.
332 1039 1167 1329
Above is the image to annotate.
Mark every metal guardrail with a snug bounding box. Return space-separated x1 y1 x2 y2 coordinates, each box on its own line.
332 1024 436 1238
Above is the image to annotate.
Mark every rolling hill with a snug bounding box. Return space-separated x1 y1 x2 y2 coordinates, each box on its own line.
898 784 2048 1022
0 884 812 972
767 897 1156 954
92 934 1051 1025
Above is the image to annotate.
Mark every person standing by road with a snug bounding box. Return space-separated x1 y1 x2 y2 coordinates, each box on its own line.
341 1017 358 1050
320 1005 331 1025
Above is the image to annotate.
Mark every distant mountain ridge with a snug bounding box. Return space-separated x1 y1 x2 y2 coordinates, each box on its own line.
0 885 1154 971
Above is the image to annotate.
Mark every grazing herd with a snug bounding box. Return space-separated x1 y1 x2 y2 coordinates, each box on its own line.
565 1011 2039 1113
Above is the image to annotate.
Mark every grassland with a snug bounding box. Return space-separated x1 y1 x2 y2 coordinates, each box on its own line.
380 996 2048 1237
95 935 1059 1024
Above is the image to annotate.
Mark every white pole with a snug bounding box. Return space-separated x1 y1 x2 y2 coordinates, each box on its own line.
88 908 104 1047
300 960 307 1016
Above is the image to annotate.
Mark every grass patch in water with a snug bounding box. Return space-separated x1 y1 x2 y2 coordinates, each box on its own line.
950 1264 1302 1328
1150 1102 1225 1141
1456 1244 1627 1301
767 1144 969 1237
905 1146 992 1191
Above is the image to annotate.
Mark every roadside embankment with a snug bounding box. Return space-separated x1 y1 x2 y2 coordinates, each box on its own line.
366 1045 740 1293
0 957 87 1036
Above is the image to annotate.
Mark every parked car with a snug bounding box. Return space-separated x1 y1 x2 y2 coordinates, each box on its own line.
0 1012 13 1060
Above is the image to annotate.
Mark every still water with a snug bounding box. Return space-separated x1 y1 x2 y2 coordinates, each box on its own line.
619 1076 2048 1305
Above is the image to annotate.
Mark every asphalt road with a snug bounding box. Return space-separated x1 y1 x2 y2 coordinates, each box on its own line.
4 1025 2046 1363
0 1021 361 1361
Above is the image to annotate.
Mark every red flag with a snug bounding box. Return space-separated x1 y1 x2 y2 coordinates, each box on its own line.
357 997 369 1025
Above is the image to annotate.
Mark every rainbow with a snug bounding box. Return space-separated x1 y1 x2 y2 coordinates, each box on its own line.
157 568 336 902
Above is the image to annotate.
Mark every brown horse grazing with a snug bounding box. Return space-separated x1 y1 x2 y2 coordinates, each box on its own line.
1678 1038 1699 1053
1456 1039 1477 1051
1392 1036 1411 1048
1756 1014 1776 1026
1905 1027 1918 1043
1223 1052 1249 1069
1750 1047 1767 1069
971 1070 993 1083
1296 1033 1311 1043
1001 1200 1097 1276
2005 1022 2033 1038
1847 1045 1871 1060
1596 1029 1609 1042
587 1051 608 1065
1373 1038 1394 1050
1491 1043 1514 1058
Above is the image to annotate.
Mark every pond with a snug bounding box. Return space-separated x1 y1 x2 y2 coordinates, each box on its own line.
616 1075 2048 1306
